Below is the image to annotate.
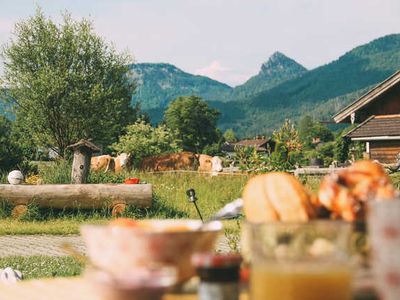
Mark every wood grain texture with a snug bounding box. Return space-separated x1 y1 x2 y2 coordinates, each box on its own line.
0 184 152 209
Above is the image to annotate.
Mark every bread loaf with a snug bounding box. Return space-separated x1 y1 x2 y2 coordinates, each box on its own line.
243 172 315 222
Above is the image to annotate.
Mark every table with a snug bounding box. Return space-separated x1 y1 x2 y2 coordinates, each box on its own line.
0 277 247 300
0 275 378 300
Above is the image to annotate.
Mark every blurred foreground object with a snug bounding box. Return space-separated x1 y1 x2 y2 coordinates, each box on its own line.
242 172 315 223
247 221 353 300
192 253 242 300
369 199 400 300
0 267 22 284
81 219 222 283
318 160 396 221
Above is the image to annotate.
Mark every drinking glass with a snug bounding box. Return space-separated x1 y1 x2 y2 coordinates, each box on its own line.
369 199 400 300
245 220 353 300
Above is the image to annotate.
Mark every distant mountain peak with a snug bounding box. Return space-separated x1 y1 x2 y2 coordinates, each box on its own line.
260 51 307 75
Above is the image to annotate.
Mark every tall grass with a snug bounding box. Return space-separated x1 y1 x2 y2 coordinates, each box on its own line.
0 161 250 235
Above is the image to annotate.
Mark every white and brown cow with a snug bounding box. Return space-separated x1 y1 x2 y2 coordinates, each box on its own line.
198 154 223 174
90 153 131 173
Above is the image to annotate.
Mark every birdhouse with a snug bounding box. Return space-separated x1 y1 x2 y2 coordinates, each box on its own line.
67 139 100 184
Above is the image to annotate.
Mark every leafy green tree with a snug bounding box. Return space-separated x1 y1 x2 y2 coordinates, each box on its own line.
111 120 182 167
1 9 136 156
223 128 237 143
298 115 334 149
164 96 220 152
0 116 23 171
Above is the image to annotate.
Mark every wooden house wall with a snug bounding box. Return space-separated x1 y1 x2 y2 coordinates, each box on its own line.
356 85 400 123
369 140 400 163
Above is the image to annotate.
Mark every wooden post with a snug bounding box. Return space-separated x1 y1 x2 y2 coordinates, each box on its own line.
67 139 100 184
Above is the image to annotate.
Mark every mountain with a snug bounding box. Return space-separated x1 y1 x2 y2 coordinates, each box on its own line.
231 51 307 99
214 34 400 136
128 63 232 110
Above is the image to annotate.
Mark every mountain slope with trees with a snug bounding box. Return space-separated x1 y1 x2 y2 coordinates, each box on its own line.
128 63 233 110
231 51 307 100
215 34 400 136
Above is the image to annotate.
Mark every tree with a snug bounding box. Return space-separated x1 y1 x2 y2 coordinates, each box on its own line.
164 96 220 152
0 116 23 171
111 119 182 167
223 128 237 143
298 115 334 149
1 9 137 156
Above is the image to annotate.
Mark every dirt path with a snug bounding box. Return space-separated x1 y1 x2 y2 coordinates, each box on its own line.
0 235 232 257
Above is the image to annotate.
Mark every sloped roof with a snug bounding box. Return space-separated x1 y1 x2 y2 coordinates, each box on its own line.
345 114 400 139
66 139 101 152
333 71 400 123
221 138 271 152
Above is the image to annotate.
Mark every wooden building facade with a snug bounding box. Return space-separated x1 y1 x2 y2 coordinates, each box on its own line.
333 71 400 163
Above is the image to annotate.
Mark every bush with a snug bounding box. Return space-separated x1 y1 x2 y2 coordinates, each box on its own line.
0 116 24 171
112 120 182 167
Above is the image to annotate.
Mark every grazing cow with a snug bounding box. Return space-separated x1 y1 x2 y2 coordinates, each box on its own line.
114 153 132 172
140 152 223 173
90 155 115 172
90 153 131 173
198 154 223 173
140 152 199 171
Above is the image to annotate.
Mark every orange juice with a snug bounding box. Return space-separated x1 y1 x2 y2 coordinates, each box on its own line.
250 264 352 300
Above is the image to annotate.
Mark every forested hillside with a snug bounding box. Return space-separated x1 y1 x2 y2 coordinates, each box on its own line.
128 63 232 110
214 34 400 136
231 51 307 100
2 34 400 137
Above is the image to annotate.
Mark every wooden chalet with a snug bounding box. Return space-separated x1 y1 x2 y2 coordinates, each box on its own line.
221 138 274 155
333 71 400 163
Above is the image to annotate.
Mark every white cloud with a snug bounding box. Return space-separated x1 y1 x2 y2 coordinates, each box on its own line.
194 60 251 86
195 60 229 79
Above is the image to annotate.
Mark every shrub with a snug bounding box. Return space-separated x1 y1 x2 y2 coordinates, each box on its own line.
111 120 182 167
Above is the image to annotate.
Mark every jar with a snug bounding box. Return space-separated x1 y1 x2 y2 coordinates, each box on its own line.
192 253 242 300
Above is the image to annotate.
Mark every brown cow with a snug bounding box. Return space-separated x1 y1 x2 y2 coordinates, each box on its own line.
140 152 223 173
140 152 199 171
90 155 115 172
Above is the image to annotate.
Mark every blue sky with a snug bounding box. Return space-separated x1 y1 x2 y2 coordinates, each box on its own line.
0 0 399 86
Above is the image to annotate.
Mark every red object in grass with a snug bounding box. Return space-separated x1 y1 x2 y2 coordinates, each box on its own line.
240 266 250 283
124 177 140 184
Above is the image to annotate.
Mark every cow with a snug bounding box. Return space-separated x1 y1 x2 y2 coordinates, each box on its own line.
90 155 115 172
198 154 223 173
90 153 132 173
114 153 132 172
140 152 223 173
140 152 199 171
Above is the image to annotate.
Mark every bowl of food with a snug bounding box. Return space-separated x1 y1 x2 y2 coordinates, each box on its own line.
81 219 222 283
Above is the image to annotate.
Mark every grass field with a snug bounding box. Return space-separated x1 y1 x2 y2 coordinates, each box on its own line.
0 256 83 279
1 161 399 280
0 160 251 234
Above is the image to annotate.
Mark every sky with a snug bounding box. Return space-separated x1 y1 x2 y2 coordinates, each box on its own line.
0 0 399 86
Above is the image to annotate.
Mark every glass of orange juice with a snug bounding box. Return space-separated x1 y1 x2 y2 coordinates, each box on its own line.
245 221 353 300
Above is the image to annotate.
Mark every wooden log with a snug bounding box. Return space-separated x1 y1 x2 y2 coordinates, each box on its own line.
0 184 152 209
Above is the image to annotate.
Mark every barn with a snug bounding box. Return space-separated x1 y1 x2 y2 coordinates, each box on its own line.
333 71 400 163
